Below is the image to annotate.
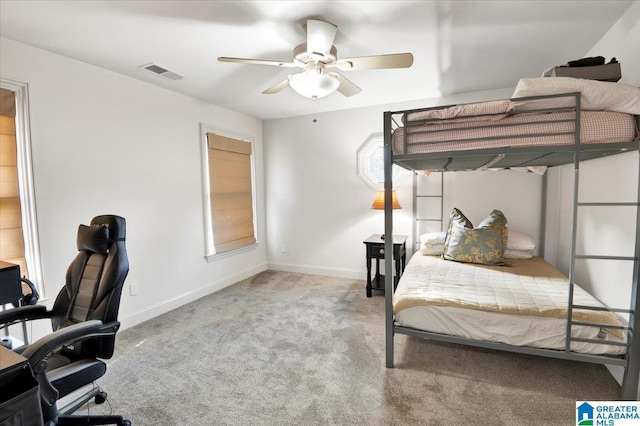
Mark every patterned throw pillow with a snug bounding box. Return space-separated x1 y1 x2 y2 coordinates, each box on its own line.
443 208 509 266
443 208 473 249
477 209 509 250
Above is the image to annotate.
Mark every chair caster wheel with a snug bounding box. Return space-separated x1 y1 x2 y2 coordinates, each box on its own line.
95 391 107 405
122 420 131 426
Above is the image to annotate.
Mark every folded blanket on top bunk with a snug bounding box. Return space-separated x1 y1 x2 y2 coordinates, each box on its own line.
393 254 626 355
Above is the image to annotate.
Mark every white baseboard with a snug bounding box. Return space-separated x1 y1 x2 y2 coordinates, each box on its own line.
268 262 365 280
119 262 268 330
606 365 624 386
606 364 640 398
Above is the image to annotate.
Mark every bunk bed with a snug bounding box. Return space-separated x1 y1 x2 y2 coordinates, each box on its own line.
381 79 640 400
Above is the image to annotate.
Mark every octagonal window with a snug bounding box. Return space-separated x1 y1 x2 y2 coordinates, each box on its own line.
357 133 410 189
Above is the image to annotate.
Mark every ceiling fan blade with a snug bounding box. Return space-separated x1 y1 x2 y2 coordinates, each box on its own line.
333 73 361 97
306 19 338 56
335 53 414 71
262 78 290 95
218 57 297 68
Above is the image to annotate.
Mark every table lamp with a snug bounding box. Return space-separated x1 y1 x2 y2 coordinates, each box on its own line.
371 189 402 239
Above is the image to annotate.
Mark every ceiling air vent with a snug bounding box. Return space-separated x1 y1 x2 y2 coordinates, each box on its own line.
140 63 183 81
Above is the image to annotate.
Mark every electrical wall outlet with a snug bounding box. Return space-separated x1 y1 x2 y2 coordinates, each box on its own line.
281 244 286 253
129 283 139 296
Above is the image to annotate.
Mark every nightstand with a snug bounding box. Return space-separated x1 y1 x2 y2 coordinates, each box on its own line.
363 234 407 297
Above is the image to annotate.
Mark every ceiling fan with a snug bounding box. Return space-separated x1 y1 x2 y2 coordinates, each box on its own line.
218 19 414 99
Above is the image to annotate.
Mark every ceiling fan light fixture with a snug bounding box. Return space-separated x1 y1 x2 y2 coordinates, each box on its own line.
288 69 340 99
218 19 413 99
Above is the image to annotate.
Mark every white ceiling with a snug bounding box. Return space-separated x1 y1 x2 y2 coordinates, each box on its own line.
0 1 634 120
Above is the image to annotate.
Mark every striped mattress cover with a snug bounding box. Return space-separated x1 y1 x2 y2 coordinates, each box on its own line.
393 253 627 355
392 110 638 156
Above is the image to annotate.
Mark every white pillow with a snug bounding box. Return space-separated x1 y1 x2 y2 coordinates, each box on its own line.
512 77 640 115
419 232 446 245
421 243 444 256
504 249 533 259
507 230 536 251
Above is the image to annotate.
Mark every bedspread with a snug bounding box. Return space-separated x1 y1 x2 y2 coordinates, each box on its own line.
393 255 624 339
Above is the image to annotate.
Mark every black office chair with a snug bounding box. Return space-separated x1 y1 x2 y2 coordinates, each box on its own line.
0 215 130 425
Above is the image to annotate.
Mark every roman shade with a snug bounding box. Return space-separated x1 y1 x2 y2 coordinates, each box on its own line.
0 87 28 276
206 132 256 254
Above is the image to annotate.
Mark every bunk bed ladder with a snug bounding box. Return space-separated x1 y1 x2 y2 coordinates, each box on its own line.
566 142 640 399
570 210 640 400
413 171 444 251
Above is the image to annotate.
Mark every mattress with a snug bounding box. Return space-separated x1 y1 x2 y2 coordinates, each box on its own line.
393 254 626 355
392 110 638 156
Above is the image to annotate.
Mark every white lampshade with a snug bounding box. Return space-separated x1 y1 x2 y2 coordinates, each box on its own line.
289 70 340 99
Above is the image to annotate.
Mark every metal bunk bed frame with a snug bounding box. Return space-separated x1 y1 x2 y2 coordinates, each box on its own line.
382 93 640 400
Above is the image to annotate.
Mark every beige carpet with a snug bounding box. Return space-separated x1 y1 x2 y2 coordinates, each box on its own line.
68 270 621 425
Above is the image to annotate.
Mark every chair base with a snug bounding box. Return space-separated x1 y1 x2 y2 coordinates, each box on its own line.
55 386 130 425
59 386 106 415
55 414 131 426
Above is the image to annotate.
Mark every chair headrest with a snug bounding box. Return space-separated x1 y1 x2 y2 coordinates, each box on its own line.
76 215 127 254
90 215 126 241
77 225 109 254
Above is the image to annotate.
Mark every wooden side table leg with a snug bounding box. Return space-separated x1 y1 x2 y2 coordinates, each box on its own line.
366 256 372 297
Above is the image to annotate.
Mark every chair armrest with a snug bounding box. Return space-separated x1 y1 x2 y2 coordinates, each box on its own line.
0 304 49 326
21 320 120 369
21 320 120 412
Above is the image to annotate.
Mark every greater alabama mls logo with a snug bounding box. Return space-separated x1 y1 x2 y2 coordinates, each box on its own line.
578 402 595 425
577 401 640 426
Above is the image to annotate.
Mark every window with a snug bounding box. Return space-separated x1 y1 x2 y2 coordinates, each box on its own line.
357 133 411 189
201 125 257 259
0 79 43 294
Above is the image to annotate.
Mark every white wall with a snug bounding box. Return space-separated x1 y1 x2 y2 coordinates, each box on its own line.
545 153 638 307
440 171 542 248
263 87 547 280
546 0 640 307
588 0 640 87
0 37 267 339
544 1 640 391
